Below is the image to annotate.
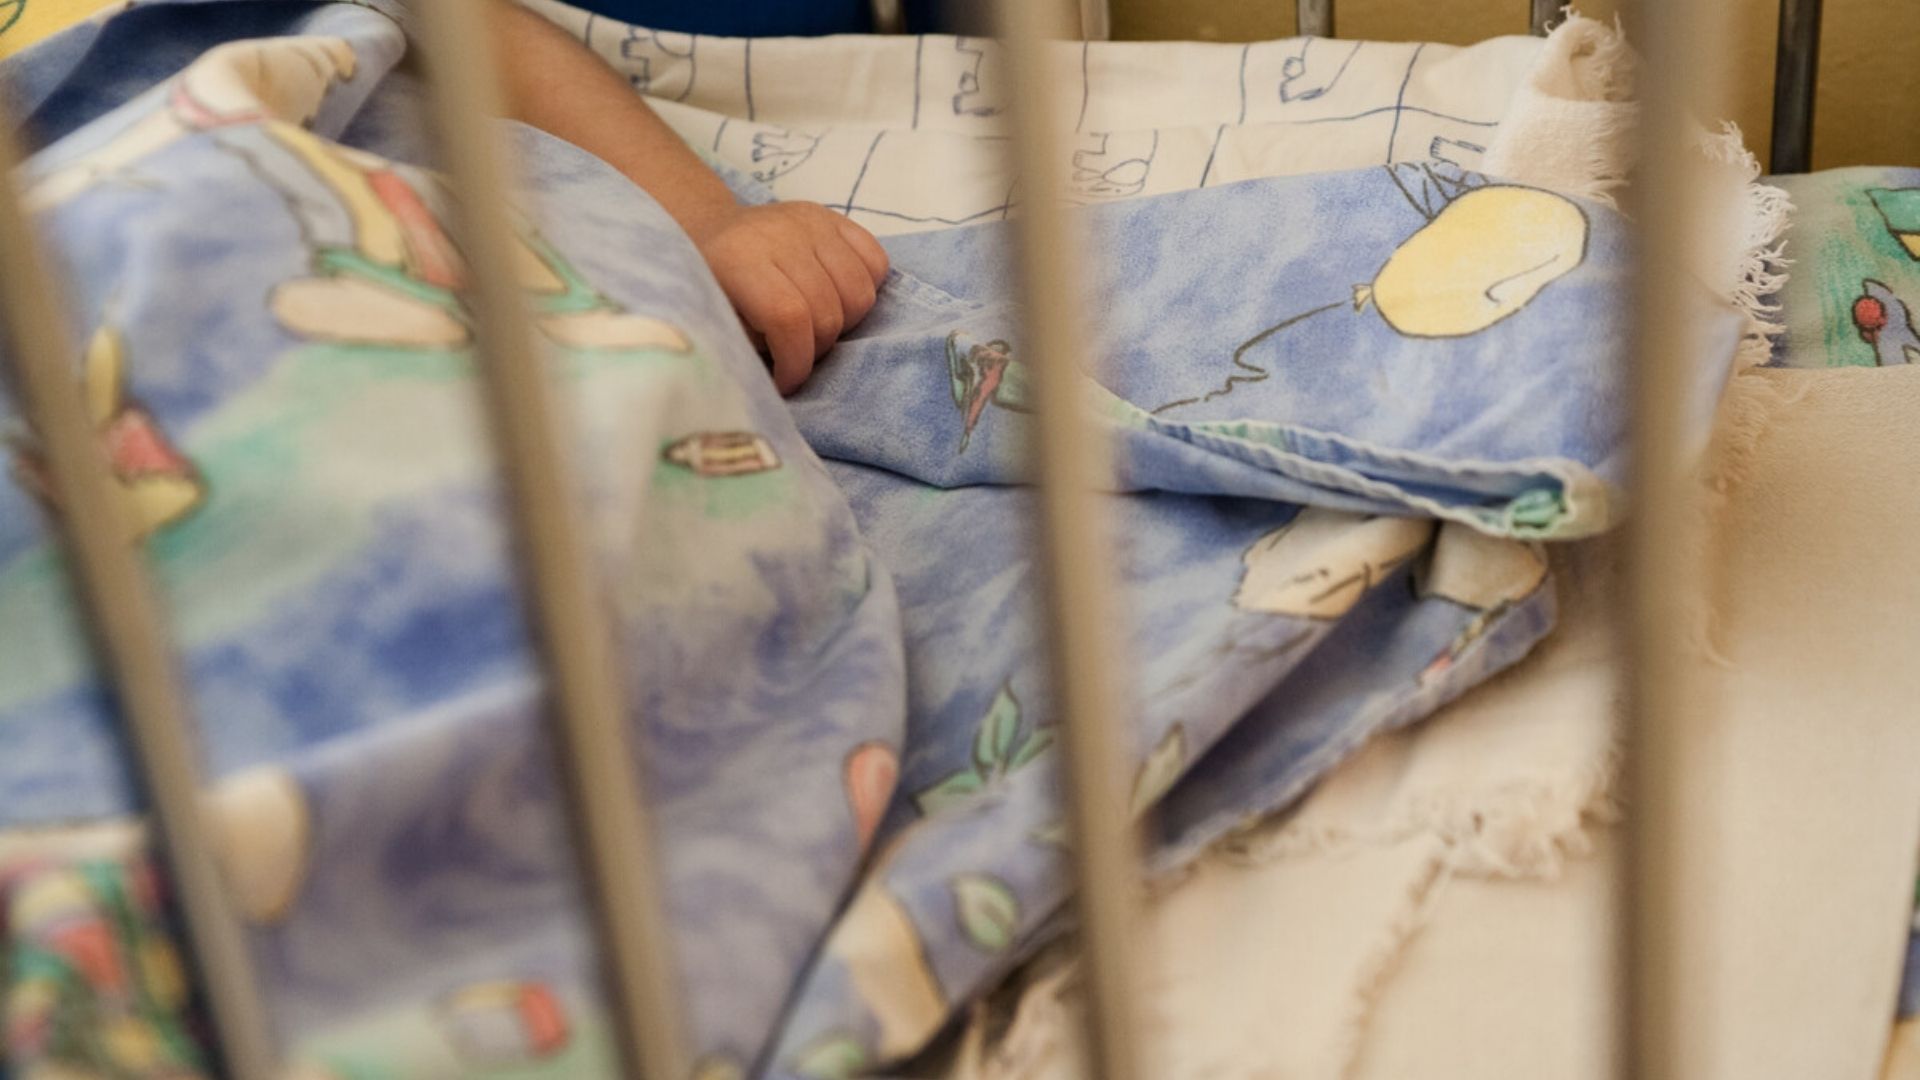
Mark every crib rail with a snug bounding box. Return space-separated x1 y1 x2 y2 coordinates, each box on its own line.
1530 0 1559 36
1621 0 1729 1074
1297 0 1335 38
986 2 1148 1078
1771 0 1823 172
406 3 690 1078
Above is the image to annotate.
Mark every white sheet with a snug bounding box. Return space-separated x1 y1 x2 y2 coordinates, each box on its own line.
525 0 1541 234
1683 366 1920 1080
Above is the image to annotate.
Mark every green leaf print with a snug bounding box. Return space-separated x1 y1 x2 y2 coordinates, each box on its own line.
792 1034 868 1080
915 770 986 815
915 682 1057 816
953 874 1021 952
973 684 1021 772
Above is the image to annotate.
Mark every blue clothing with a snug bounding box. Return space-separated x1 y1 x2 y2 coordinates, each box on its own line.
561 0 871 36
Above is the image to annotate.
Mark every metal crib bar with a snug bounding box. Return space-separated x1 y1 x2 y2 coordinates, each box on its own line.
984 3 1147 1079
405 4 689 1078
1297 0 1334 39
869 0 905 35
0 109 277 1078
1081 0 1113 43
1530 0 1560 36
1770 0 1823 173
1623 0 1731 1075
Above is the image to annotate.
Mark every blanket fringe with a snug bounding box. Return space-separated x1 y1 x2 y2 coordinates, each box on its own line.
1696 122 1794 371
1690 369 1812 664
967 965 1076 1080
1217 752 1620 883
1478 13 1637 208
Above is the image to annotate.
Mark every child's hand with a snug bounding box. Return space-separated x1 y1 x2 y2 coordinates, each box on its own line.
690 202 890 394
487 7 889 393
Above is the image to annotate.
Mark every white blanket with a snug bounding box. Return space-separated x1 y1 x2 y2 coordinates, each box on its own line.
952 534 1624 1080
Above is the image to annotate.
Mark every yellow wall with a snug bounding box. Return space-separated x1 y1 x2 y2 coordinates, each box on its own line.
1110 0 1920 171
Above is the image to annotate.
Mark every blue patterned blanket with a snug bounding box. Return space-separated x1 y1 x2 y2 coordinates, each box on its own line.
0 4 1741 1077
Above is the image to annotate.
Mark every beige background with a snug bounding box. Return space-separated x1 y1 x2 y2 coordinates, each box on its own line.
1109 0 1920 171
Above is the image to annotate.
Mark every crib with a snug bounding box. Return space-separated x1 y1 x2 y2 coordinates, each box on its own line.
0 0 1912 1078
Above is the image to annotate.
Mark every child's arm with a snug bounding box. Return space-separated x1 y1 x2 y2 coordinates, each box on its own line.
487 3 889 393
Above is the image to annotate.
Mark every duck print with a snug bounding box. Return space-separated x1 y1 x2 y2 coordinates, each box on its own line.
1851 279 1920 366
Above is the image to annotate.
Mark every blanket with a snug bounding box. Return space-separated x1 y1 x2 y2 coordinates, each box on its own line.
1769 167 1920 370
0 3 1741 1078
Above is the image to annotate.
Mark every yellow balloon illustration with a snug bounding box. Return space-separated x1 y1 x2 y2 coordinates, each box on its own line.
1357 185 1589 338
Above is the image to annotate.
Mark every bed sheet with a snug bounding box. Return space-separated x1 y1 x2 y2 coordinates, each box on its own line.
522 0 1542 236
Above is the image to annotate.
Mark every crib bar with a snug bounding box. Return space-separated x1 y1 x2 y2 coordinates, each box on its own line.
1081 0 1113 42
869 0 905 34
1297 0 1334 38
1530 0 1559 36
986 2 1149 1079
1622 0 1728 1075
1769 0 1823 173
0 119 278 1077
406 4 690 1078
